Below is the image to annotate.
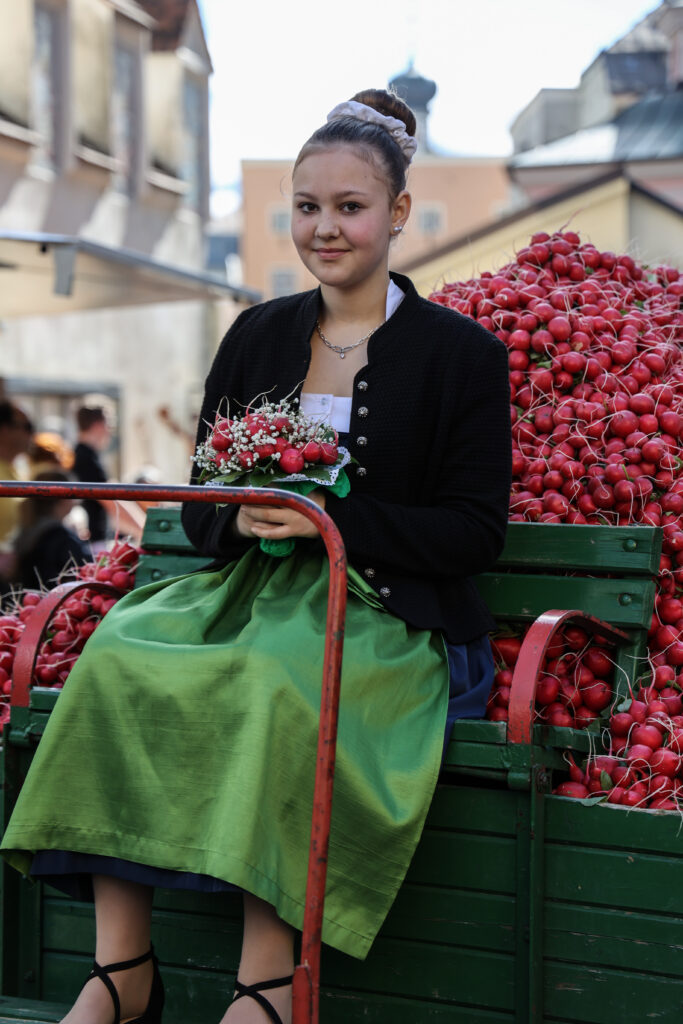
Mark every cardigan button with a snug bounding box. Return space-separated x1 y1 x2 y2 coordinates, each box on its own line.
357 380 368 391
356 436 367 447
379 587 391 598
364 568 376 579
357 406 369 418
356 466 367 477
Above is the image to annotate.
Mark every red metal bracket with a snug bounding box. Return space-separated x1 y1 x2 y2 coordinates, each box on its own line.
507 609 630 745
0 480 346 1024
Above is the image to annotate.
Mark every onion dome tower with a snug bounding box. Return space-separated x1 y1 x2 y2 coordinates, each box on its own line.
389 64 437 154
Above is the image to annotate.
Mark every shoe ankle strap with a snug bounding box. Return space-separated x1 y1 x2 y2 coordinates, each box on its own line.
233 975 293 1024
95 945 155 976
86 946 155 1024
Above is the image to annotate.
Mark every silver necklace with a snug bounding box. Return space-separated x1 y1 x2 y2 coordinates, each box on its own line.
315 319 383 359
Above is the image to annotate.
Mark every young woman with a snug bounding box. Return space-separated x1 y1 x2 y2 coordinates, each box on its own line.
1 89 511 1024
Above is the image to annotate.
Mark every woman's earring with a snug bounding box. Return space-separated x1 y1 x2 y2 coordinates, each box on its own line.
392 226 403 234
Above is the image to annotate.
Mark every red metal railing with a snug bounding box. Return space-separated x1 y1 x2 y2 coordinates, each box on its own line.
0 480 347 1024
506 609 630 745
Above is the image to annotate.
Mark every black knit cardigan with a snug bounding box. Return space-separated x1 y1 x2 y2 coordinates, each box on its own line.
181 272 512 644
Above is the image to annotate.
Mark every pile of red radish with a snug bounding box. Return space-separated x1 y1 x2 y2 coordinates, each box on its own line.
557 675 683 808
429 230 682 537
430 230 683 807
554 672 683 810
0 540 139 730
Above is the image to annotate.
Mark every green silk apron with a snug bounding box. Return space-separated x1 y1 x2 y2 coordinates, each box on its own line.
1 546 449 959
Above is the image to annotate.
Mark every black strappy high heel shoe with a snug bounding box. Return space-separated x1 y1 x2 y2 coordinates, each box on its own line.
232 973 293 1024
79 945 164 1024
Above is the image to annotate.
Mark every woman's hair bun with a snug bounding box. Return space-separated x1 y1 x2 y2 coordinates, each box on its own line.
350 89 417 138
294 86 417 199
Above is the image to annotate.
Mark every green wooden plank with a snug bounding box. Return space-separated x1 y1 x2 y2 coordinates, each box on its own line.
544 901 683 976
545 797 683 856
40 953 232 1024
152 888 242 919
42 901 243 972
140 506 195 552
42 883 516 966
496 523 661 575
27 691 57 713
449 720 507 746
140 513 664 575
408 831 516 893
442 741 523 773
320 990 514 1022
38 952 516 1024
134 553 212 588
543 960 683 1023
429 785 521 834
385 884 515 951
426 786 519 837
533 725 593 753
545 843 683 916
0 997 66 1023
0 1017 63 1023
322 938 515 1010
41 941 517 1018
476 573 655 629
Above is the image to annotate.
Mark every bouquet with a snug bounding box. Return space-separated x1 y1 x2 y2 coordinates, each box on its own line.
192 395 351 556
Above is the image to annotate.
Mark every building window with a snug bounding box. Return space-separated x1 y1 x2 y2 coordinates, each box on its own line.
31 2 61 170
182 74 205 209
417 204 445 236
270 267 297 298
112 41 140 195
270 207 291 236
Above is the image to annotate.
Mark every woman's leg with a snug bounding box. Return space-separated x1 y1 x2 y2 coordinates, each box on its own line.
221 892 295 1024
61 874 154 1024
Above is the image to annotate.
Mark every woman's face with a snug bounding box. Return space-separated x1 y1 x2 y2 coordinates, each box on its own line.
291 145 409 292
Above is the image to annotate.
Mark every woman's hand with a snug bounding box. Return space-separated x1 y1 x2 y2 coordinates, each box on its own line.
235 491 326 541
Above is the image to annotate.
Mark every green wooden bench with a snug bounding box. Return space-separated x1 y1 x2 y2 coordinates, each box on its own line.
4 510 678 1024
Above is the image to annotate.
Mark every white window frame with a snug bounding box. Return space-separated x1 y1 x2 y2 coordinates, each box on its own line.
416 202 446 237
181 70 209 214
111 17 145 196
269 266 298 299
30 0 71 173
269 205 291 237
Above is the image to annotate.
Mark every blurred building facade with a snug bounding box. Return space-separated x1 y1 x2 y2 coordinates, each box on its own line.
402 173 683 297
237 67 511 299
0 0 251 485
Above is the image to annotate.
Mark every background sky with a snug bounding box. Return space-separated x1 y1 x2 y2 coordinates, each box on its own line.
197 0 661 216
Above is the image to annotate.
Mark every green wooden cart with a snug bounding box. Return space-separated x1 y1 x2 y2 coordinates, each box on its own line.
2 509 682 1023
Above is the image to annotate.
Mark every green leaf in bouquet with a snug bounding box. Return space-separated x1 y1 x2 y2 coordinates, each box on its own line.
209 468 250 486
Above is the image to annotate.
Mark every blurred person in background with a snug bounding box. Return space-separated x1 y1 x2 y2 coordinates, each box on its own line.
73 405 112 546
73 404 144 548
13 470 90 590
0 400 34 547
27 431 75 478
28 431 89 542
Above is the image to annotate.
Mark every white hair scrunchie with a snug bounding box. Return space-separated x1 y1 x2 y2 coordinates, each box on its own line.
326 100 417 164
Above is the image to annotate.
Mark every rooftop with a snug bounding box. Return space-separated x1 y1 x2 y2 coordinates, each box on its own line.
607 3 670 53
134 0 192 51
509 87 683 168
